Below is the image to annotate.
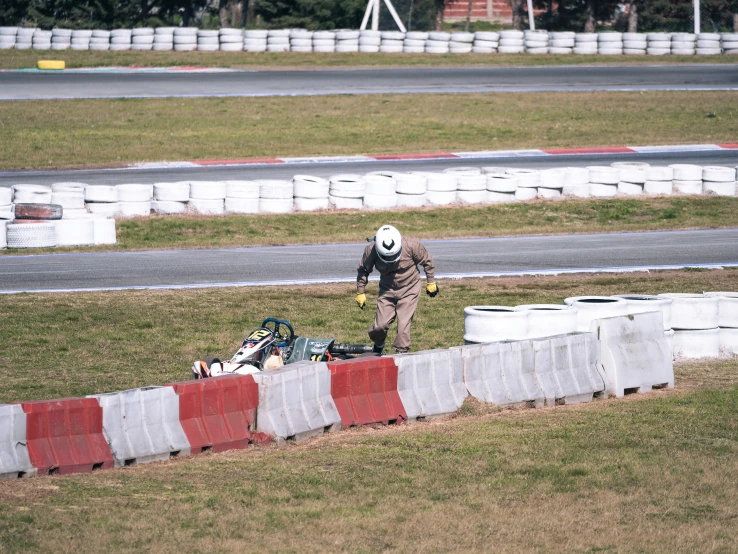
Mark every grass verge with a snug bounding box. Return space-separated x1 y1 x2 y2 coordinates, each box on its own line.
2 196 737 256
0 270 737 552
1 49 735 70
1 91 737 170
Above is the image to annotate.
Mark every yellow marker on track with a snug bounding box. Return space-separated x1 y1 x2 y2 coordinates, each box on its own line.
37 60 65 70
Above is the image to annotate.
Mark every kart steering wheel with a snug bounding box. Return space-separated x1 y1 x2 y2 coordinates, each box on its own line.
261 318 295 346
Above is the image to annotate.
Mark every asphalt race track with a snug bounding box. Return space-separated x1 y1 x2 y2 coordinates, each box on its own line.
1 229 736 293
1 150 737 188
1 64 737 100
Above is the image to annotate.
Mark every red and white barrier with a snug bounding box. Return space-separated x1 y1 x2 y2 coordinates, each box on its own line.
0 404 35 480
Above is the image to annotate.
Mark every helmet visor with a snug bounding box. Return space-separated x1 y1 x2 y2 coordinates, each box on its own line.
377 249 402 265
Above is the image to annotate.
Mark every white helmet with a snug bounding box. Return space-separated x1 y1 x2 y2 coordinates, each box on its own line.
375 225 402 264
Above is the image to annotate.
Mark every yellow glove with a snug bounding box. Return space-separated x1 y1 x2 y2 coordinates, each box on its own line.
426 282 439 298
355 293 367 310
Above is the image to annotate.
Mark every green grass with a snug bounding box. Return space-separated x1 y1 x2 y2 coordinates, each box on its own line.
3 196 737 256
0 270 737 552
2 91 737 170
1 48 735 69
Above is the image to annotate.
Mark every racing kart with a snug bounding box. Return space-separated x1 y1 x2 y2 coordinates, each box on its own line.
192 318 374 379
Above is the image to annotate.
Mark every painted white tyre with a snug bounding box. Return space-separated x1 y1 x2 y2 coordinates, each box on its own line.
0 188 11 205
618 181 643 195
293 175 329 198
487 191 516 203
719 328 738 355
396 193 426 208
224 197 258 214
645 166 674 181
13 190 52 204
587 166 619 184
672 329 720 359
337 44 360 52
244 30 268 38
379 39 402 47
671 48 695 55
643 180 673 195
426 47 450 54
173 44 197 51
415 172 457 192
499 30 524 39
51 182 86 193
450 32 474 43
498 46 525 53
472 47 495 54
0 221 5 248
358 45 379 52
405 31 429 40
623 48 647 55
196 44 220 51
573 47 598 55
703 292 738 328
588 183 616 197
456 190 487 204
6 222 56 248
475 40 498 48
189 181 227 200
428 31 451 41
119 201 152 217
463 306 528 343
290 46 312 53
538 187 561 199
220 43 243 52
62 209 90 219
363 193 398 210
526 47 548 54
669 164 703 181
259 198 292 214
359 30 381 38
551 39 575 47
404 39 425 47
51 191 85 209
598 32 623 42
364 175 396 196
153 182 190 202
314 45 336 53
539 168 565 189
329 175 365 198
329 195 362 210
515 304 578 338
392 173 427 195
611 162 648 183
696 48 722 55
336 31 360 40
151 200 186 214
54 219 95 246
444 166 481 176
224 181 260 199
703 181 736 196
703 166 735 182
657 293 718 330
563 296 630 332
456 175 487 191
598 48 623 55
132 35 154 44
359 37 381 46
612 294 673 330
487 174 518 193
244 44 267 52
0 206 13 219
291 38 311 47
673 180 702 195
293 197 330 212
86 202 121 217
425 190 456 205
256 180 293 200
515 188 537 201
506 168 540 187
117 184 153 202
189 198 225 215
563 167 590 185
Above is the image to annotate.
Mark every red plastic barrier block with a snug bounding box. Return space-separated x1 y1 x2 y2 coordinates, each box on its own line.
167 374 267 454
327 357 407 427
22 398 113 476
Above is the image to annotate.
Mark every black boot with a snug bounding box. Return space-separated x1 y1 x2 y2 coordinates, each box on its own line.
372 343 384 355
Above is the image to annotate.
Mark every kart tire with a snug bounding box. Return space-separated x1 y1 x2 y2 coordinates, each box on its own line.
14 203 63 220
117 184 153 202
225 181 260 199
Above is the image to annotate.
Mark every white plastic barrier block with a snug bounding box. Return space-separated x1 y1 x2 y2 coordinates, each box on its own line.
455 340 544 407
252 361 341 445
393 348 468 421
90 386 191 467
0 404 35 480
531 332 605 405
591 311 674 398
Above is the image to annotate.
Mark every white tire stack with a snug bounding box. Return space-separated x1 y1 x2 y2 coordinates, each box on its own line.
55 218 95 246
292 175 330 211
0 220 6 248
13 184 52 204
189 181 226 214
702 166 736 196
380 30 404 53
598 32 623 55
498 30 524 53
90 30 111 51
573 32 598 55
363 174 397 210
313 30 337 53
643 166 674 195
0 186 12 213
0 27 17 50
473 31 499 53
71 29 92 50
723 33 738 55
7 222 56 249
587 166 619 197
464 306 528 343
93 218 117 245
671 32 696 55
696 32 721 55
224 181 260 214
506 168 540 200
426 31 451 54
403 31 428 53
131 28 154 51
704 292 738 355
15 28 35 50
538 168 565 198
329 174 365 209
33 29 52 50
197 29 219 52
646 32 671 56
659 293 719 359
612 161 648 195
622 32 646 55
51 184 86 215
85 185 120 216
669 164 703 194
117 184 153 216
524 29 548 54
173 27 198 51
51 28 72 50
335 29 359 52
110 29 132 51
153 27 175 51
219 28 243 52
267 29 290 52
454 170 487 204
258 180 293 212
562 167 591 197
153 182 190 214
449 32 474 54
290 29 313 53
391 173 427 207
564 296 629 332
244 30 268 52
359 30 381 53
486 172 518 203
549 31 574 54
412 172 456 205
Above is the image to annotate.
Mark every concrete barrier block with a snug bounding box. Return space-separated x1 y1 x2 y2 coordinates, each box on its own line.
0 404 35 480
393 348 468 421
591 311 674 398
90 386 191 467
531 332 605 405
252 361 341 445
